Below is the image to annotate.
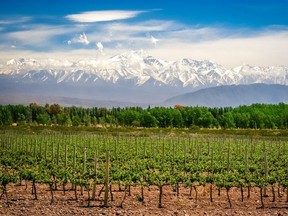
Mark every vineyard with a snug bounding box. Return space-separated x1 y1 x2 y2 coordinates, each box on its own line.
1 131 288 215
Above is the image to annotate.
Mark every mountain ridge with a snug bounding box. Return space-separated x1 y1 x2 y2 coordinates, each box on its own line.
1 50 287 106
165 84 288 107
1 84 287 108
1 50 287 89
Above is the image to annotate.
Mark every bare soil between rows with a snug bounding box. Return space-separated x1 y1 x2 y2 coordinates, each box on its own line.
1 183 288 216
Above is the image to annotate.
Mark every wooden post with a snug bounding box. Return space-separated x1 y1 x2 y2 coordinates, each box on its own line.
72 144 76 190
263 147 268 196
104 151 110 207
64 143 68 169
56 142 60 165
81 148 87 195
51 142 54 162
227 141 230 170
92 150 98 200
45 140 48 160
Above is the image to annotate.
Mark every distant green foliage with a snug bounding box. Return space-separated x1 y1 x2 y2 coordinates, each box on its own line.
0 103 287 129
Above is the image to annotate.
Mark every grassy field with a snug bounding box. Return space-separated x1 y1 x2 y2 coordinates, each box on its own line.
1 125 288 137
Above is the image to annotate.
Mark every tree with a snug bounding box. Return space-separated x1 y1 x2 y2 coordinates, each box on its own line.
29 103 39 122
17 113 27 125
198 110 216 128
141 111 158 127
180 107 200 127
36 113 51 125
118 109 141 126
250 110 265 129
91 116 98 125
57 113 71 126
150 107 172 128
46 104 63 117
171 108 183 128
222 112 235 129
72 115 81 126
83 114 91 126
234 113 250 128
0 106 13 125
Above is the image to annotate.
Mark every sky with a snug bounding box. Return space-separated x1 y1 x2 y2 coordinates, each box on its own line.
0 0 288 67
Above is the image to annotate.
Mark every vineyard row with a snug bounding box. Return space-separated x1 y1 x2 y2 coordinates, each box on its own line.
0 133 288 208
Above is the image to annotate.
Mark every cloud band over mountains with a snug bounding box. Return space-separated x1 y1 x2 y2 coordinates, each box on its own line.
0 8 288 67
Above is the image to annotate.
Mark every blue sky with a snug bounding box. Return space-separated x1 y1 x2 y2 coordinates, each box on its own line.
0 0 288 67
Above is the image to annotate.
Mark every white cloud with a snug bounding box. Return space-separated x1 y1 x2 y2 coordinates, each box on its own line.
116 43 123 48
148 30 288 67
164 27 223 42
69 32 90 45
84 20 174 48
105 20 174 33
1 15 288 68
146 33 159 46
96 42 104 52
151 36 159 45
78 32 90 45
3 25 76 46
1 30 288 68
66 10 144 23
0 16 31 25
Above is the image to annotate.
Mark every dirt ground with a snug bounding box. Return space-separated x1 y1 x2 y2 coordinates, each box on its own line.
0 183 288 216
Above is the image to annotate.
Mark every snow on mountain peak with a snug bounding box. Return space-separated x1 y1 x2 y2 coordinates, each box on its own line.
1 51 287 88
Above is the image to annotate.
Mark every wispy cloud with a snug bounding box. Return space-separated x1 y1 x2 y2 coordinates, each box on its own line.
148 29 288 67
85 20 175 48
150 35 159 45
4 24 75 46
146 33 159 46
0 16 31 25
65 10 145 23
163 27 224 42
105 20 175 33
69 32 90 45
1 29 288 68
0 12 288 68
96 42 104 52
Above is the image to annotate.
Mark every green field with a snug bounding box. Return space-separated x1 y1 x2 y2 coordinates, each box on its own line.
1 128 288 208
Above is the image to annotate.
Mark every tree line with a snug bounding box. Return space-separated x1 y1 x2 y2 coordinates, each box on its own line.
0 103 287 129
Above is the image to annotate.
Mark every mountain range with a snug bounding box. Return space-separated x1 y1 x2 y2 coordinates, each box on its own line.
0 50 287 107
165 84 288 107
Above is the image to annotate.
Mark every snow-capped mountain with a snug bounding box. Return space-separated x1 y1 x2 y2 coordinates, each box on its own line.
1 50 287 88
1 50 288 106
